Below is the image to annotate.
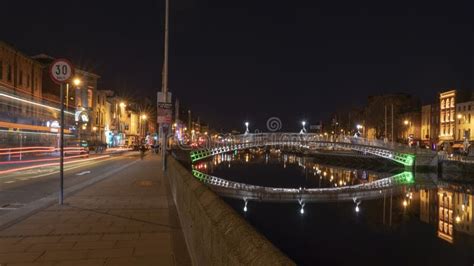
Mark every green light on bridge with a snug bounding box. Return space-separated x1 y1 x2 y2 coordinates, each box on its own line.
192 170 204 181
404 155 415 167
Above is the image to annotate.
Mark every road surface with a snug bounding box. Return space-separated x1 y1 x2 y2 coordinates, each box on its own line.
0 151 143 217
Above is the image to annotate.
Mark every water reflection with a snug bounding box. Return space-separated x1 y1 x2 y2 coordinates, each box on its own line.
193 149 386 189
192 150 474 264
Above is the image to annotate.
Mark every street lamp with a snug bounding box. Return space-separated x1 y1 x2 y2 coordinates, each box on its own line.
92 126 98 141
300 121 307 134
403 120 412 145
140 114 148 141
73 78 81 86
120 102 126 108
356 124 364 137
244 121 249 134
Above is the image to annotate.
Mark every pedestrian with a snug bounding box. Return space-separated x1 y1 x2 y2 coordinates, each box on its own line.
140 145 146 160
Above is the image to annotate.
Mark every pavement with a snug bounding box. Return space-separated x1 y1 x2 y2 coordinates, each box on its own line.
0 152 134 218
0 152 191 265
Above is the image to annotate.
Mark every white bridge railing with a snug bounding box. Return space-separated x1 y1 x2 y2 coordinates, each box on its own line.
193 169 414 195
189 133 437 166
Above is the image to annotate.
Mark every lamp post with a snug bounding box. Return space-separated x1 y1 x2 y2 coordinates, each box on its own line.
244 121 249 134
301 121 307 134
404 120 410 143
356 124 364 137
92 126 97 141
72 78 82 142
118 102 126 146
141 114 147 142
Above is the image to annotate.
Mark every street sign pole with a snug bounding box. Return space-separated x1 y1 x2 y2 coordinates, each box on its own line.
49 58 74 205
59 83 64 205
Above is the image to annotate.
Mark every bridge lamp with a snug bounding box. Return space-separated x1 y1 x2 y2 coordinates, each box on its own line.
355 206 360 213
301 121 307 133
300 207 305 214
244 121 249 134
243 200 248 212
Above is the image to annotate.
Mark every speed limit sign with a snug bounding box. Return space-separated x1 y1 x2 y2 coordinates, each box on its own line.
49 59 74 84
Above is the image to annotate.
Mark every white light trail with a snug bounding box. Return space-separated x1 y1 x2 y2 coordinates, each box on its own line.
0 92 74 115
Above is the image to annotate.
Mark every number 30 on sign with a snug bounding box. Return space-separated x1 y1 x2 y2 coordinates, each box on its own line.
49 59 74 84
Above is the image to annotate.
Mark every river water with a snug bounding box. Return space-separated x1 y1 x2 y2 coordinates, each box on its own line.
193 150 474 266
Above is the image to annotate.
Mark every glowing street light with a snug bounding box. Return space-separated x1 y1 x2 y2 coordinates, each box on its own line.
73 78 82 86
455 215 461 223
301 121 307 134
403 120 409 126
120 102 126 108
141 114 147 120
244 121 249 134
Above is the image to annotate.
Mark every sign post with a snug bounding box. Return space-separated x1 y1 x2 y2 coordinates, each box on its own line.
50 59 74 205
157 92 172 171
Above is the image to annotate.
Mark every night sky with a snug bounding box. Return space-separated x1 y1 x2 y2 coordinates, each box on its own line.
3 0 474 131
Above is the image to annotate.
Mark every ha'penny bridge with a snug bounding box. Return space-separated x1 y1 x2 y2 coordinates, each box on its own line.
187 133 440 208
190 133 438 167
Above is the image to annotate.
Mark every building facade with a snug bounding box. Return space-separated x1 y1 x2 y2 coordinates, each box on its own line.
33 54 100 143
421 104 440 148
0 41 72 148
364 93 420 140
455 101 474 142
440 90 457 142
397 111 421 144
93 90 108 143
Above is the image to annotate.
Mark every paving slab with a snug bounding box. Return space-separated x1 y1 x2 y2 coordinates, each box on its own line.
0 154 191 265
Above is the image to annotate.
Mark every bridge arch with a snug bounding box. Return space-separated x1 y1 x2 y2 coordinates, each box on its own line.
189 133 433 166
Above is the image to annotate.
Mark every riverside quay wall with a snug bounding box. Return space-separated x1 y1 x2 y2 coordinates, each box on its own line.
166 157 294 266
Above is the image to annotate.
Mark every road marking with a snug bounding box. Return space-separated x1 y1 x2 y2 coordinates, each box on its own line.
76 171 91 176
0 157 140 230
6 156 116 180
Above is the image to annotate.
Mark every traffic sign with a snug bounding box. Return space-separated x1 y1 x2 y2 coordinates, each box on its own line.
157 102 172 124
49 59 74 84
